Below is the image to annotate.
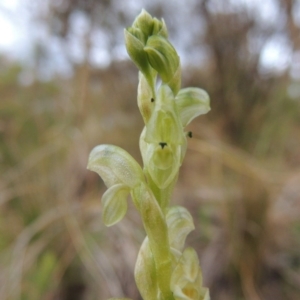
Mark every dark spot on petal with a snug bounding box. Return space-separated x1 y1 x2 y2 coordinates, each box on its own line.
159 142 167 149
187 131 193 138
151 98 155 102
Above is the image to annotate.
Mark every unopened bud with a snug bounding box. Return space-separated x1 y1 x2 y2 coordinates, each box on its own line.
144 35 179 83
124 28 156 95
132 9 154 38
152 17 168 38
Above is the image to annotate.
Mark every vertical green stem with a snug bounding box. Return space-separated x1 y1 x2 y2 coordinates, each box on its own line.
134 183 174 300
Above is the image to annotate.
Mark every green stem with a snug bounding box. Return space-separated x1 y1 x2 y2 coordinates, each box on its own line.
134 182 174 300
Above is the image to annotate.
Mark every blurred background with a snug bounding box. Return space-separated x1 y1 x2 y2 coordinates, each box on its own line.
0 0 300 299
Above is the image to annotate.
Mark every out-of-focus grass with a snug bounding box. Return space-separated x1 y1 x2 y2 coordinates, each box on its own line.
0 61 143 300
0 59 299 300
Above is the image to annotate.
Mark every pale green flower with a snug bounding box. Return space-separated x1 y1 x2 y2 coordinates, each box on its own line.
88 9 211 300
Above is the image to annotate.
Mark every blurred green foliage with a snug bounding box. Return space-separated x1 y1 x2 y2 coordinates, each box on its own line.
1 0 300 299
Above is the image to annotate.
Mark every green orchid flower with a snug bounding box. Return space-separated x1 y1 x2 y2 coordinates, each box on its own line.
88 9 211 300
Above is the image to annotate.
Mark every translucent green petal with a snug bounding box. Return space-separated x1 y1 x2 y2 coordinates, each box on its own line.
175 87 210 126
166 206 195 251
135 237 158 300
145 84 184 146
171 248 205 300
146 144 181 189
102 184 129 227
87 144 144 188
137 72 155 124
167 63 181 96
145 110 181 145
152 144 174 170
200 288 210 300
139 126 147 165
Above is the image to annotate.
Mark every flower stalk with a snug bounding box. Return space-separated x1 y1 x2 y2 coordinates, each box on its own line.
87 9 210 300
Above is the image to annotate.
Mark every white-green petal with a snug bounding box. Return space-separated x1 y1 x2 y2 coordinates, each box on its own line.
146 143 181 189
87 144 144 188
135 237 158 300
145 110 184 145
167 63 181 96
171 248 206 300
144 84 184 145
175 87 210 127
137 72 155 124
166 206 195 251
151 144 174 170
102 184 130 227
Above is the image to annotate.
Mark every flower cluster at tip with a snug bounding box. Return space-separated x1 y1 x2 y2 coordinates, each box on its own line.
87 9 210 300
125 9 210 194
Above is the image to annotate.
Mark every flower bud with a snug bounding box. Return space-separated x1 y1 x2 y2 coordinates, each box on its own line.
144 35 179 83
152 17 168 38
124 29 155 92
132 9 154 38
127 26 146 44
